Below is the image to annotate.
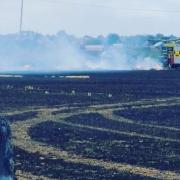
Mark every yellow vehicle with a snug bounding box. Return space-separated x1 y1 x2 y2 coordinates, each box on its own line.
153 39 180 68
163 42 180 68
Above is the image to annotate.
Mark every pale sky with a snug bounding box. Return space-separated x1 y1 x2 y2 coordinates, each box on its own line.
0 0 180 36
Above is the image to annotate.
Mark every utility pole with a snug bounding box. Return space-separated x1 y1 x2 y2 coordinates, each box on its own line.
20 0 24 33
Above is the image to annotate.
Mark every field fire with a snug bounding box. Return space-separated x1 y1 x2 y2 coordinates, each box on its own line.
1 0 180 179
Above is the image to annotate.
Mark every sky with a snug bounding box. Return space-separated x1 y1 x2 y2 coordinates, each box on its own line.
0 0 180 36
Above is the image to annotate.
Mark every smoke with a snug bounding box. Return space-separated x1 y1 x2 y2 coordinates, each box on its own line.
0 32 163 72
134 57 162 70
85 46 163 70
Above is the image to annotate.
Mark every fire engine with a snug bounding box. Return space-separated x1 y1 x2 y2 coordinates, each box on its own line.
153 39 180 69
162 41 180 68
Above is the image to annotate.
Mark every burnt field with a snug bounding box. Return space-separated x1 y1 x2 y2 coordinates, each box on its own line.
1 70 180 109
1 70 180 179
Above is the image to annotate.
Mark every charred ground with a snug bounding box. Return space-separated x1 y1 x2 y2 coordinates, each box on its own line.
0 70 180 179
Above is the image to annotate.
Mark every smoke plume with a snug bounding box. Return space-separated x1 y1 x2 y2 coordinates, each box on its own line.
0 32 163 72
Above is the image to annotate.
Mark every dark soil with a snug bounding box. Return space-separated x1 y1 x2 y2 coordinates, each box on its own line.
65 113 180 140
114 105 180 128
2 70 180 179
14 147 153 180
52 108 80 115
0 70 180 109
29 120 180 172
5 111 38 123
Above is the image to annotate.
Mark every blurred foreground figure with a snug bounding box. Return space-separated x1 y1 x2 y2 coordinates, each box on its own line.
0 117 14 180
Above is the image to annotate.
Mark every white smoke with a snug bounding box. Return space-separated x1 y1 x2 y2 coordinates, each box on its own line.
86 47 163 71
0 32 163 72
134 57 163 70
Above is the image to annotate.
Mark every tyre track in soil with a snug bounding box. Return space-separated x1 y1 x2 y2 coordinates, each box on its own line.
10 99 180 180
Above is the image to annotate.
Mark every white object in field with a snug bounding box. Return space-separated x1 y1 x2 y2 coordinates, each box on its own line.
25 85 34 91
45 91 49 94
0 75 22 78
65 76 90 79
108 94 112 98
71 90 76 95
88 92 92 97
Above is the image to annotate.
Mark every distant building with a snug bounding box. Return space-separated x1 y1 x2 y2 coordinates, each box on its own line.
84 45 104 55
112 43 123 49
